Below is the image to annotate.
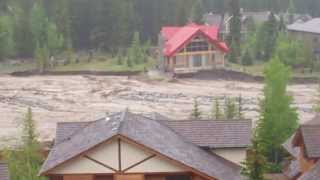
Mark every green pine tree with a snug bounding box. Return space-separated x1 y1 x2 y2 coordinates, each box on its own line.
3 107 46 180
241 136 266 180
256 57 298 172
228 0 242 63
224 97 237 119
211 98 223 120
242 49 253 66
190 0 204 23
191 98 202 119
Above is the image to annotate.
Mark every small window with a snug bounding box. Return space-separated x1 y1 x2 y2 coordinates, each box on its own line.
165 175 191 180
50 176 63 180
95 175 113 180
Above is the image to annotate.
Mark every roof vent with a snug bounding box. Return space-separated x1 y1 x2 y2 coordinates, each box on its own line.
105 116 110 122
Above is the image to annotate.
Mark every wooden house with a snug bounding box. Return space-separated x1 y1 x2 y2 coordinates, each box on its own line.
0 161 10 180
158 23 229 74
283 115 320 180
40 110 252 180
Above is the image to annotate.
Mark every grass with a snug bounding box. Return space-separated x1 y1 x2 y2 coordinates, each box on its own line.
53 56 155 72
0 61 35 74
0 55 156 74
228 62 320 78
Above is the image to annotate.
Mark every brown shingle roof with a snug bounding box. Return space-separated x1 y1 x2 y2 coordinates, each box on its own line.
55 114 252 149
300 125 320 158
40 110 242 180
0 161 9 180
55 121 93 145
162 120 252 148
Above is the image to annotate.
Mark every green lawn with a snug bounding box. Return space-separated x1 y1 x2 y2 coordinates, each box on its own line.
228 62 320 78
0 61 36 74
53 57 155 72
0 55 156 74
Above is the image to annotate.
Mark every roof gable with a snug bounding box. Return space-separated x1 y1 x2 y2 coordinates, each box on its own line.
161 23 228 57
54 115 252 149
41 110 241 180
292 115 320 158
287 18 320 34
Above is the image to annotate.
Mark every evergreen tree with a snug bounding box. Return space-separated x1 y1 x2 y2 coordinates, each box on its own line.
191 98 202 119
52 0 71 48
3 107 46 180
30 0 48 48
35 44 49 73
224 97 237 119
190 0 205 24
212 98 223 119
256 57 298 171
228 0 241 63
238 94 244 119
12 0 35 57
241 137 266 180
242 49 253 66
0 16 16 60
274 33 306 68
47 23 64 56
128 32 143 64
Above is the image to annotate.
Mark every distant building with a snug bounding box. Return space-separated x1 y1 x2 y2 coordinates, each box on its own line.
287 18 320 59
283 115 320 180
158 23 229 74
40 110 252 180
0 161 10 180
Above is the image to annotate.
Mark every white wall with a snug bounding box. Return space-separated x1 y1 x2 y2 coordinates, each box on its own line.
49 138 186 174
212 148 247 165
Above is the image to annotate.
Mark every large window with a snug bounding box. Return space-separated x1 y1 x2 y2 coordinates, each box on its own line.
191 55 202 67
186 36 209 52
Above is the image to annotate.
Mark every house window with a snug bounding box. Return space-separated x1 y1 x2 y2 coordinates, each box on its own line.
191 55 202 67
186 36 209 52
95 175 113 180
50 176 63 180
165 175 191 180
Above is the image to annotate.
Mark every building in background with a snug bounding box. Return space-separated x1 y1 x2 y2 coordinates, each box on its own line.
0 161 10 180
40 110 251 180
287 18 320 60
158 23 229 74
283 115 320 180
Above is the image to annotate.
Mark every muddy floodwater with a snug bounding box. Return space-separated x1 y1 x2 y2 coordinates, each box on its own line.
0 75 318 144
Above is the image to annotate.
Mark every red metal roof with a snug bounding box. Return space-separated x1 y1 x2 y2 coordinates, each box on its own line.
161 23 229 57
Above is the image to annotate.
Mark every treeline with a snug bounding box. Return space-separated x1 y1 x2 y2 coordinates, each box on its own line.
0 0 319 60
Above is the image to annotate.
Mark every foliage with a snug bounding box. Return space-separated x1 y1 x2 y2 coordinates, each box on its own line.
211 98 223 119
242 49 253 66
0 16 16 60
3 107 46 180
228 0 242 63
228 41 239 64
190 0 205 23
35 44 49 73
274 33 308 68
224 97 237 119
256 57 298 171
47 23 64 56
237 95 244 119
241 137 266 180
191 98 202 119
30 0 48 47
313 85 320 113
128 32 143 65
255 13 279 61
